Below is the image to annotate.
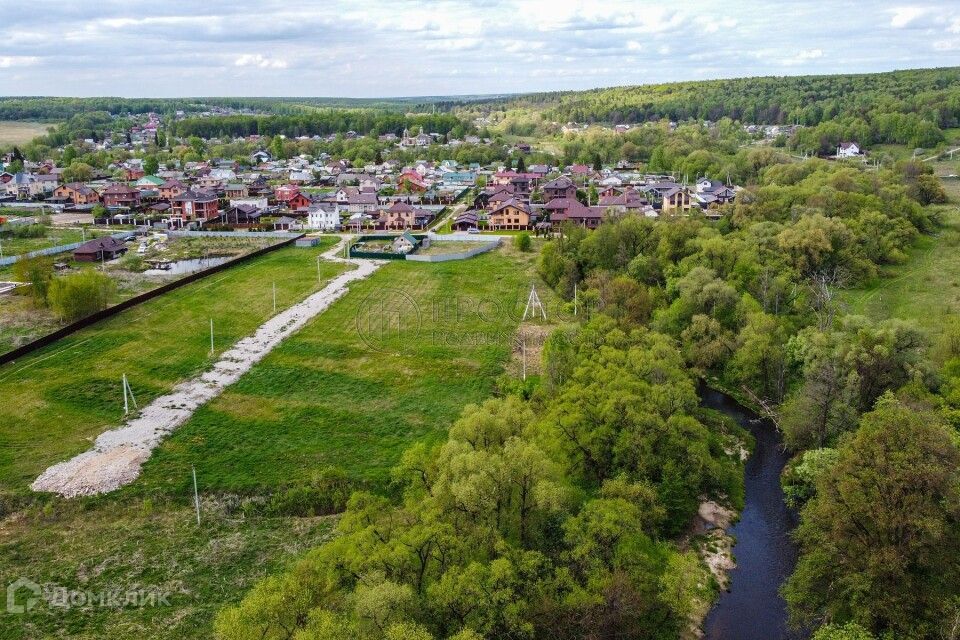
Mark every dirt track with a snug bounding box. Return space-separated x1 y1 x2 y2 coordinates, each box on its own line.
32 238 383 497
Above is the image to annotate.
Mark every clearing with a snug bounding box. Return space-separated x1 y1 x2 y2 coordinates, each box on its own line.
0 121 55 146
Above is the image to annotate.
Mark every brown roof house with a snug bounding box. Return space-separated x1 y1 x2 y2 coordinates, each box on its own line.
101 184 141 208
73 236 128 262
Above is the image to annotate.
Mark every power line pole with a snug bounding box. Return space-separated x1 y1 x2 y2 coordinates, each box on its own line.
209 318 214 355
192 465 201 525
272 282 277 314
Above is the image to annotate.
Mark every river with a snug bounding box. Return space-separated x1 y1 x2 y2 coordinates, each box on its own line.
701 386 807 640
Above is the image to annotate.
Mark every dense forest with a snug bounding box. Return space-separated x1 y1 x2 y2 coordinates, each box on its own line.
461 67 960 127
167 111 467 139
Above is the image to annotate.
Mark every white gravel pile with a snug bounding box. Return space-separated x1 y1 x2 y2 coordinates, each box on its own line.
32 240 382 497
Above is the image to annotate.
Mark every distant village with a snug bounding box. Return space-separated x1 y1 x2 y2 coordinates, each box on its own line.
0 110 822 235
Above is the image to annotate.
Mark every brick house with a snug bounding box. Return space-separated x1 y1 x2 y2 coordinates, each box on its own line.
170 189 220 226
54 182 100 205
488 199 534 230
159 179 187 200
101 184 141 208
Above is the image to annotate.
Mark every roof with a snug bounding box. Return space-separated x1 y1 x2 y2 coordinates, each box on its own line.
75 236 126 254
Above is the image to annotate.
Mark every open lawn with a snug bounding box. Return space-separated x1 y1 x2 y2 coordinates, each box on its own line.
0 121 55 146
136 243 558 495
0 243 556 639
843 206 960 340
0 238 346 494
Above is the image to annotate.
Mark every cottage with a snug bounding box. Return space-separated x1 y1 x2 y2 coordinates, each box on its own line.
306 205 340 231
451 210 479 232
836 142 862 158
392 231 420 253
74 236 128 262
488 199 534 230
54 182 99 205
171 189 219 226
542 176 577 201
101 183 141 208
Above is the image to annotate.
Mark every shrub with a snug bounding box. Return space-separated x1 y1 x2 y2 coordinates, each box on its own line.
262 467 356 517
47 270 115 321
514 232 532 252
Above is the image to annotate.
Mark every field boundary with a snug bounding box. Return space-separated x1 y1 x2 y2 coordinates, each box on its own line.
0 235 301 367
0 231 134 267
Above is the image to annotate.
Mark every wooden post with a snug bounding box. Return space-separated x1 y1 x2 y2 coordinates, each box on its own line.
192 465 201 525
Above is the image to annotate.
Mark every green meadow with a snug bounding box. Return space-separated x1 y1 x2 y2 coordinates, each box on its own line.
0 241 554 640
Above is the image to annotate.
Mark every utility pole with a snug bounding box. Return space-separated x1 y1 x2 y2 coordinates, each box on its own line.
122 374 138 415
272 282 277 314
192 465 201 525
521 340 527 380
574 282 578 316
209 318 214 355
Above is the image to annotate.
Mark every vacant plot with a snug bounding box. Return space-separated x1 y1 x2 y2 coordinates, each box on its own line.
136 243 558 496
0 226 111 258
843 206 960 340
0 238 346 493
0 121 55 146
0 244 556 640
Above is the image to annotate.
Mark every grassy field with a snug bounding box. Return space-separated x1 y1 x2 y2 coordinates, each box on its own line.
0 227 111 258
842 160 960 340
136 243 558 495
0 121 55 146
0 243 556 639
0 238 346 493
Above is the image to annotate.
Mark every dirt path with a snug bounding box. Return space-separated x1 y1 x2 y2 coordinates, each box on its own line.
32 238 384 498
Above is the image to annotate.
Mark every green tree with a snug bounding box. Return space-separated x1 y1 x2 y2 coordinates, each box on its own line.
47 271 115 321
143 155 159 176
12 255 53 306
784 395 960 637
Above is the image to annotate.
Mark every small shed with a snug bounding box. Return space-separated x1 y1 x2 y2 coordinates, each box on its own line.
392 230 420 254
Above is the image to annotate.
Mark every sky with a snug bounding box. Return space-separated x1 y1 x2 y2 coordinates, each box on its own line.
1 0 959 98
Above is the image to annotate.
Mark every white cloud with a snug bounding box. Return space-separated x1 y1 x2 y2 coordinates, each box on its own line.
0 56 39 68
234 54 287 69
889 6 929 28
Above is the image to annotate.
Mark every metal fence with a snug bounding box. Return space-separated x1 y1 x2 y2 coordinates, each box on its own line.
0 231 134 267
0 236 297 367
406 239 501 262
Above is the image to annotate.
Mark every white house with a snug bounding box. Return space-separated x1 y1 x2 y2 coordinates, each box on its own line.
229 196 269 210
306 205 340 231
836 142 862 158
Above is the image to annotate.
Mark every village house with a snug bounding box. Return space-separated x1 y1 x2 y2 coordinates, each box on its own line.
382 201 433 229
224 183 249 199
542 176 577 200
53 182 100 205
306 204 340 231
101 183 141 208
170 189 219 226
159 179 187 200
73 236 128 262
451 210 480 232
836 141 862 158
488 199 535 230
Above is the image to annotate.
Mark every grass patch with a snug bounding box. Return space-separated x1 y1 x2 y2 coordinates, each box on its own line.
842 206 960 340
0 121 56 146
135 243 559 495
0 238 345 494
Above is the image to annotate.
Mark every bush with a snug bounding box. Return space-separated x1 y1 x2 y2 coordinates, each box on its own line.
47 271 115 321
514 232 532 252
261 467 356 517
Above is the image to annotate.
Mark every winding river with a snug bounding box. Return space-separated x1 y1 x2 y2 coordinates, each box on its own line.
701 387 807 640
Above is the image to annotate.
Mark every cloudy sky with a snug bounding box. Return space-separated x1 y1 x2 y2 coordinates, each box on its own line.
1 0 959 98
